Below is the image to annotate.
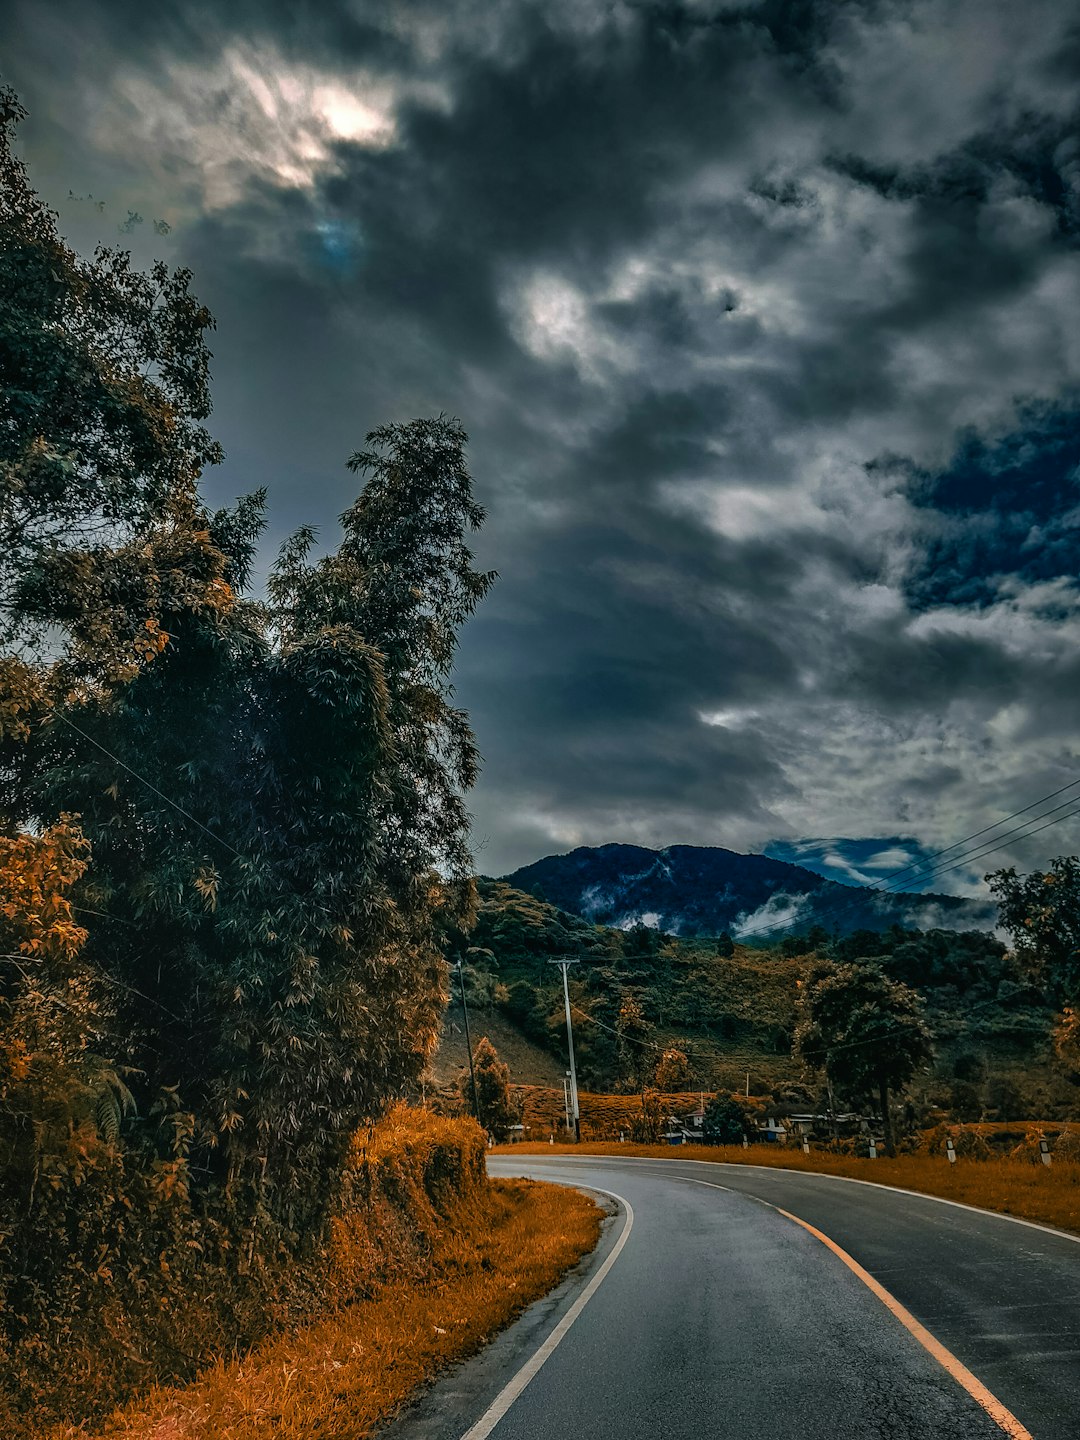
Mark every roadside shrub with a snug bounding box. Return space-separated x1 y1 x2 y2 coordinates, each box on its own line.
919 1123 992 1160
1010 1127 1055 1165
0 1106 487 1438
1055 1127 1080 1162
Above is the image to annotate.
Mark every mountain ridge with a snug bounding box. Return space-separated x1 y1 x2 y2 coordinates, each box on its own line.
501 841 998 939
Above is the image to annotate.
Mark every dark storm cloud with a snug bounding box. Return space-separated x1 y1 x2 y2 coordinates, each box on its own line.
6 0 1080 887
898 403 1080 609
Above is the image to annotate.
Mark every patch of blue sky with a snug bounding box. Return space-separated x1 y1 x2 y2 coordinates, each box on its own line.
763 836 939 890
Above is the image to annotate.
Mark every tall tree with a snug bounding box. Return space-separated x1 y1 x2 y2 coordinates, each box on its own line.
616 993 655 1096
0 86 229 695
988 858 1080 1003
1 88 495 1228
990 857 1080 1089
653 1046 690 1091
34 419 492 1224
794 962 932 1156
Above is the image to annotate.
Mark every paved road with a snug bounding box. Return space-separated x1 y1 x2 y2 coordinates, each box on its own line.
384 1154 1080 1440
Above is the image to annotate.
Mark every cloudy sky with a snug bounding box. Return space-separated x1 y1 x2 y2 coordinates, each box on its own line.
6 0 1080 892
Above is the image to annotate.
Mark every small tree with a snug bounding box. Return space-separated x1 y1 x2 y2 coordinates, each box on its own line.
464 1037 522 1142
653 1047 690 1092
616 993 655 1096
702 1093 746 1145
715 932 735 958
794 962 932 1156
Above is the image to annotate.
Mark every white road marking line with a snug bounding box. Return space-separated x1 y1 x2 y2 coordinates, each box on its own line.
684 1176 1034 1440
458 1184 634 1440
495 1153 1080 1245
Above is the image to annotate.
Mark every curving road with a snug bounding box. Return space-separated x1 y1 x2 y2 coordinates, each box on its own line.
383 1155 1080 1440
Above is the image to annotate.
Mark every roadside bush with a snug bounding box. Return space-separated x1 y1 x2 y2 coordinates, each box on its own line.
1010 1127 1055 1165
0 1106 486 1438
949 1080 983 1122
919 1123 993 1160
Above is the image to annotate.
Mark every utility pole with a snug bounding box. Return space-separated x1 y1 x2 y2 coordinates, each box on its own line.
549 958 581 1141
455 959 481 1128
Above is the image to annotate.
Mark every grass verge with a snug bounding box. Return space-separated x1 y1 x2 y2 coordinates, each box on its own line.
53 1177 599 1440
497 1141 1080 1235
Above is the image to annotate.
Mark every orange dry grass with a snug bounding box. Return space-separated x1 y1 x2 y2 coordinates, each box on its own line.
62 1180 599 1440
499 1141 1080 1234
516 1085 723 1139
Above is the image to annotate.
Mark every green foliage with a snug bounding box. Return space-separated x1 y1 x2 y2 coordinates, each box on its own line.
0 87 228 684
715 930 734 958
989 856 1080 1004
702 1092 747 1144
21 415 491 1224
653 1046 690 1091
831 925 1012 994
466 889 1044 1101
465 1037 523 1141
794 961 933 1153
0 89 494 1432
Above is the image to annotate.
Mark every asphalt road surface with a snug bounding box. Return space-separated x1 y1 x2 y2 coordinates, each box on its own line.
383 1154 1080 1440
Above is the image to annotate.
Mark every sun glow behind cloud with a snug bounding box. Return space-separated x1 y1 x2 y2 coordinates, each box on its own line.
96 42 445 211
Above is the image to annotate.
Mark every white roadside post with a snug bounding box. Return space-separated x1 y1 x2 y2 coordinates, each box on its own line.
802 1138 810 1155
549 958 581 1142
1040 1138 1052 1167
946 1137 957 1165
868 1138 878 1159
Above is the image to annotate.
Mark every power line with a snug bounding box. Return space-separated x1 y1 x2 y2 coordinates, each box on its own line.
867 777 1080 889
735 796 1080 943
52 712 248 863
880 799 1080 895
570 1002 666 1053
871 792 1080 896
774 777 1080 891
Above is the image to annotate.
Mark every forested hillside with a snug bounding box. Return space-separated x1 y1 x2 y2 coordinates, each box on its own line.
447 881 1075 1119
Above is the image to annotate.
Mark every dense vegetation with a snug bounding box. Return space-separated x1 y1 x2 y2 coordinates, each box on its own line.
451 879 1075 1121
0 90 491 1432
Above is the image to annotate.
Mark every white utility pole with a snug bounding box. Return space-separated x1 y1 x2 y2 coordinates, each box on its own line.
549 958 581 1140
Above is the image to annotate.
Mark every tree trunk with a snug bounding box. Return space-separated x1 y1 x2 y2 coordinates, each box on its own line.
878 1075 895 1157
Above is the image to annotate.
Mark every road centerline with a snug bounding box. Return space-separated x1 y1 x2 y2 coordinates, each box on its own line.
683 1175 1034 1440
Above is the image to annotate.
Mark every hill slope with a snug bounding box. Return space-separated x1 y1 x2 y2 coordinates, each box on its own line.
445 880 1072 1121
503 843 997 939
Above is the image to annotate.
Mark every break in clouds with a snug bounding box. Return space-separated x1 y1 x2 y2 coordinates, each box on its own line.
6 0 1080 891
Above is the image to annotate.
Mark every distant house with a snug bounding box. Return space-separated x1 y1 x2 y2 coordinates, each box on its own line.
663 1110 706 1145
787 1112 858 1135
759 1116 787 1143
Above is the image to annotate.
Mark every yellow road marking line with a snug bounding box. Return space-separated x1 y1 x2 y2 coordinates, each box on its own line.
775 1205 1033 1440
680 1175 1032 1440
